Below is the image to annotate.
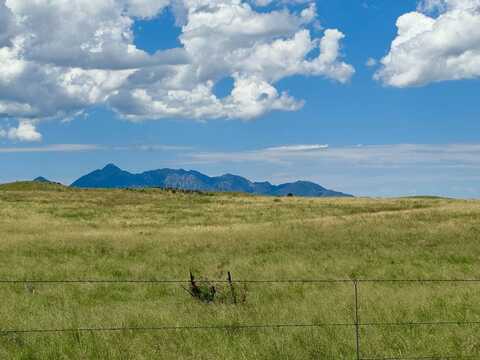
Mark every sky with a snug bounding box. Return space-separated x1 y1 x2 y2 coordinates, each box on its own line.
1 0 480 198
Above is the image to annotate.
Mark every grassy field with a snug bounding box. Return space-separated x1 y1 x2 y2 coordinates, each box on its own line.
1 182 480 359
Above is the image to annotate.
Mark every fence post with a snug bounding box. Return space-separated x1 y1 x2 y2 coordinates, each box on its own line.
227 271 237 305
353 279 361 360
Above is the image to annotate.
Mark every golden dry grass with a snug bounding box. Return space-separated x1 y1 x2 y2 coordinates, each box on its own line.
1 182 480 359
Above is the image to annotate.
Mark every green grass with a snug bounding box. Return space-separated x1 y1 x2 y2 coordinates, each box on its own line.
1 182 480 359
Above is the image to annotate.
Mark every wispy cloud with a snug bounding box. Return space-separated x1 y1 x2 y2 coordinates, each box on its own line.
187 143 480 168
188 144 329 165
110 145 192 152
264 144 329 152
0 144 192 154
0 144 103 153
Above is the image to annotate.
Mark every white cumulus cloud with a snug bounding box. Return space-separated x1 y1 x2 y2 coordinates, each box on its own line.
1 121 42 142
0 0 354 140
376 0 480 87
110 1 354 120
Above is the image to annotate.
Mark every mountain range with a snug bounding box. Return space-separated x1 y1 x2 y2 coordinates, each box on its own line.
68 164 352 197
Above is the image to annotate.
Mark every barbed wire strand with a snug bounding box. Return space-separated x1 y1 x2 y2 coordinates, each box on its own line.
2 278 480 284
0 322 353 336
2 319 480 335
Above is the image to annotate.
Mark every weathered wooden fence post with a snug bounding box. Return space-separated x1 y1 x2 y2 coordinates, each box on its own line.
227 271 237 305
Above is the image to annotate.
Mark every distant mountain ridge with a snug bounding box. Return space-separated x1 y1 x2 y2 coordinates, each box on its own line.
71 164 353 197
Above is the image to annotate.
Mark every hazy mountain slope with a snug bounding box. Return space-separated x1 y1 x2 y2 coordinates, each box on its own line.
71 164 352 197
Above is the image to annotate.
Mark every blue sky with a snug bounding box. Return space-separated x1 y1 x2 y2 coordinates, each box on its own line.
1 0 480 197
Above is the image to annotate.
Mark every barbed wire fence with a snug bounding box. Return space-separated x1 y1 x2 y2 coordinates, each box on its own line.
1 277 480 359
